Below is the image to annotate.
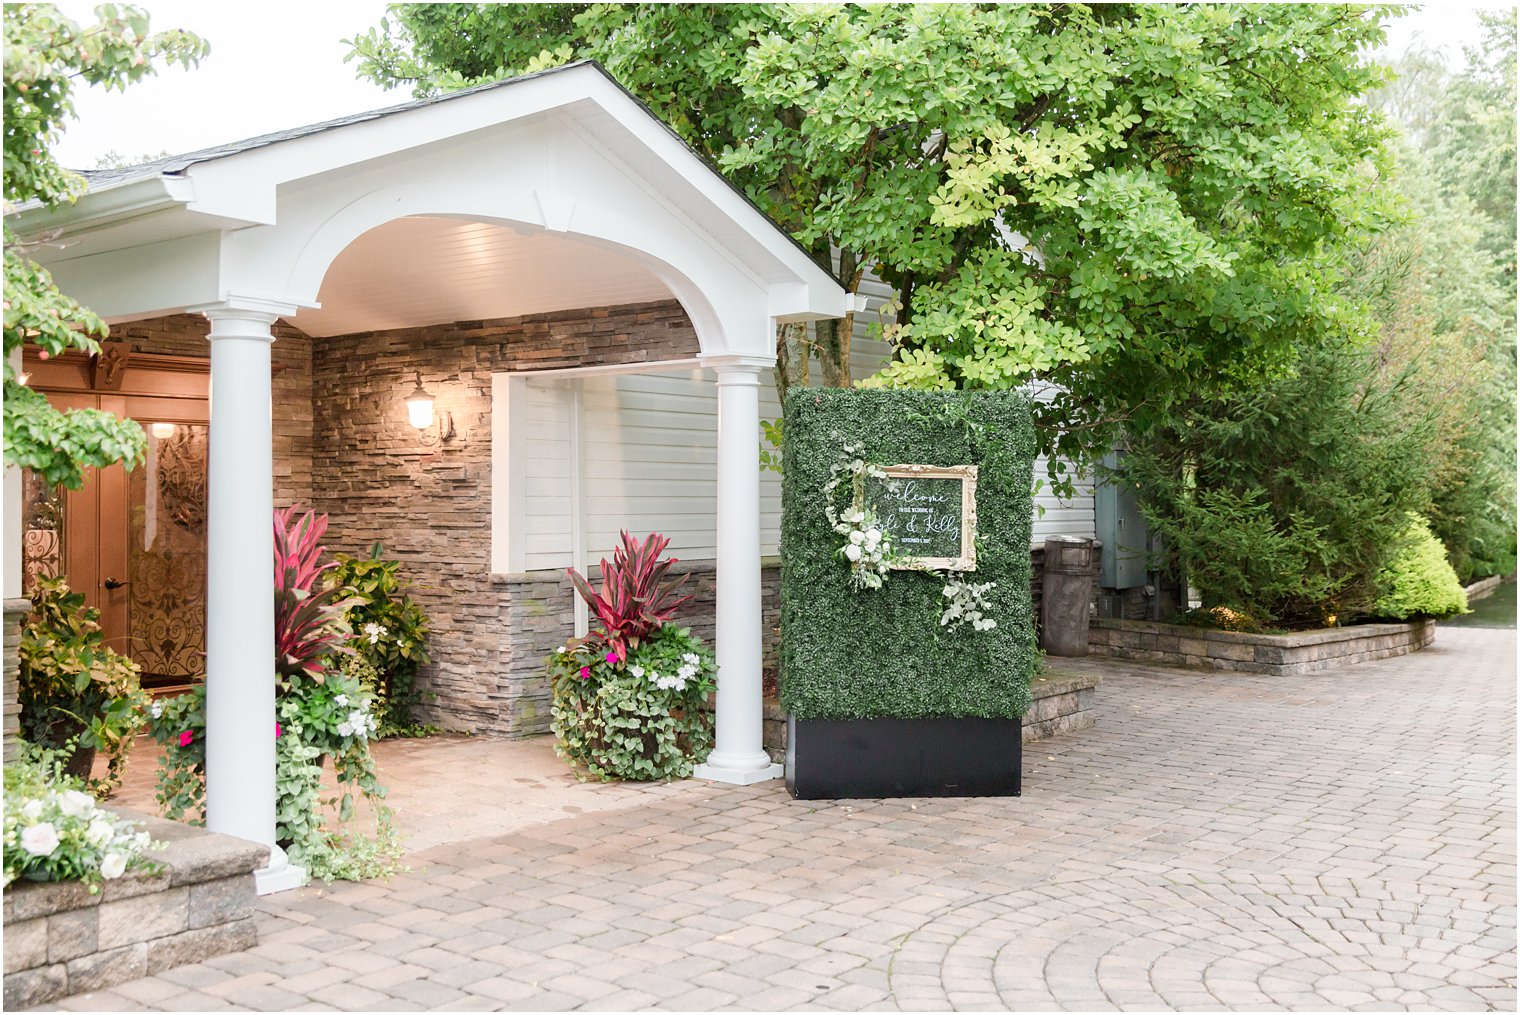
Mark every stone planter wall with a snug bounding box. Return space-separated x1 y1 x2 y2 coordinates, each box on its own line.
3 811 265 1009
3 597 24 764
1464 575 1505 603
1088 617 1436 675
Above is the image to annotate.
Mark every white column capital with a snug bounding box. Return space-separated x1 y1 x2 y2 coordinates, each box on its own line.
189 294 308 332
699 353 775 380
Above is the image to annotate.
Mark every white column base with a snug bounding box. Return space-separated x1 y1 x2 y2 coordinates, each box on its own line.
695 758 784 786
254 845 308 896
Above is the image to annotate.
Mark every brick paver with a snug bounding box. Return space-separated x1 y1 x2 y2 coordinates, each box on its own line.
43 625 1516 1011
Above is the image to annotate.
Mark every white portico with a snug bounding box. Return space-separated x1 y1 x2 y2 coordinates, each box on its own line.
8 62 853 892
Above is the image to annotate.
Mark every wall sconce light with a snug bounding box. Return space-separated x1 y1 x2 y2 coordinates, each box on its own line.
150 422 176 439
406 371 457 444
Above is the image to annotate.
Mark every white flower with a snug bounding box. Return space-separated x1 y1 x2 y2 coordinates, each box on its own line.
336 721 355 738
334 693 349 707
682 653 700 665
21 822 60 857
865 528 881 543
630 665 646 678
844 544 863 562
556 645 566 655
99 852 127 880
58 790 94 819
849 529 865 545
86 819 114 847
21 799 43 821
150 701 164 719
348 710 366 726
362 622 387 645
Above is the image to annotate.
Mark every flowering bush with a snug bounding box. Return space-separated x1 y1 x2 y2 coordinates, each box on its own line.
550 624 716 782
326 544 432 736
4 747 159 890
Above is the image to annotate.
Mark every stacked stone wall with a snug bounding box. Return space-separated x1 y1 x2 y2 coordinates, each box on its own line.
306 300 701 736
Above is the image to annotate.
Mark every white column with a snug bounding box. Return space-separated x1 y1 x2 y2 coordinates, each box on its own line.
695 355 783 785
4 348 22 600
193 298 306 894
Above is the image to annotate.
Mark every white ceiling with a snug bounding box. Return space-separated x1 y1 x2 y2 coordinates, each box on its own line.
291 216 675 337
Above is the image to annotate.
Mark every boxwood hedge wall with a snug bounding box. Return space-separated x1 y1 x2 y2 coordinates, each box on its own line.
780 388 1038 720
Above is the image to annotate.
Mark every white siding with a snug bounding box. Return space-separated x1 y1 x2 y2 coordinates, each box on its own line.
519 378 575 571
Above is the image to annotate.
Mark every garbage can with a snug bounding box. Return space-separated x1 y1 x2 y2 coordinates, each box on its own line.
1041 535 1098 657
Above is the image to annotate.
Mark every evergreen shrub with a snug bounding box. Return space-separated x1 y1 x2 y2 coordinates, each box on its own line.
780 388 1038 720
1372 514 1470 620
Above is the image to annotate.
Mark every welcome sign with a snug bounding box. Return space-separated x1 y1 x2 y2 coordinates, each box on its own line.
865 464 979 571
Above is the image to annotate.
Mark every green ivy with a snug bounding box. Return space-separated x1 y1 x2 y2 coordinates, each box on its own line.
780 388 1037 720
549 625 715 782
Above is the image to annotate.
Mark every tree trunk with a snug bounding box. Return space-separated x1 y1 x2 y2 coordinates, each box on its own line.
815 314 854 388
774 321 810 402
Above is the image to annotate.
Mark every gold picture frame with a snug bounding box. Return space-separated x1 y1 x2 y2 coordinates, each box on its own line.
873 463 979 571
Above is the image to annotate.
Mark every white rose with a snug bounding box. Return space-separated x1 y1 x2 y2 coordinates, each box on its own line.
59 790 94 818
849 530 865 545
21 822 60 857
99 852 127 880
21 799 43 821
844 544 863 562
86 819 114 847
866 528 881 542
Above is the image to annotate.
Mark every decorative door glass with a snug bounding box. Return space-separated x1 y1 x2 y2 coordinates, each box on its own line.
21 471 66 593
128 423 209 684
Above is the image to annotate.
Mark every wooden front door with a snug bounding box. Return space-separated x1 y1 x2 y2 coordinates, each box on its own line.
21 349 211 688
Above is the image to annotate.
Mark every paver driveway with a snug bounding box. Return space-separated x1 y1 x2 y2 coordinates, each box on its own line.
45 624 1516 1011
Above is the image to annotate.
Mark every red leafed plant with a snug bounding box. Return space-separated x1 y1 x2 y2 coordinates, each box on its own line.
273 506 353 684
568 531 694 658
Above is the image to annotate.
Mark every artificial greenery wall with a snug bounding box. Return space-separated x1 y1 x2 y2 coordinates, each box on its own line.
780 388 1037 720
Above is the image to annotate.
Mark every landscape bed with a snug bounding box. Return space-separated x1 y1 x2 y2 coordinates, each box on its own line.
1088 617 1435 675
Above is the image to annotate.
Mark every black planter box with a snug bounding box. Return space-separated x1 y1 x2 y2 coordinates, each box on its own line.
785 715 1022 800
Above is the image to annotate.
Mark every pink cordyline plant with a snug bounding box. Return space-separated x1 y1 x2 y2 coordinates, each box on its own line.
273 506 354 684
567 531 693 660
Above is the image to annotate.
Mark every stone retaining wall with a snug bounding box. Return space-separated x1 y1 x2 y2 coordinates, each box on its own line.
1088 617 1435 675
3 811 265 1009
745 671 1099 762
3 597 24 764
1464 575 1505 603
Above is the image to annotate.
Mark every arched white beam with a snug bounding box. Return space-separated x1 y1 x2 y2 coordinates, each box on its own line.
224 183 773 359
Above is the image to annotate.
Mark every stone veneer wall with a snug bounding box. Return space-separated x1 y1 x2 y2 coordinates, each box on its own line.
307 300 701 735
111 315 314 509
3 598 24 763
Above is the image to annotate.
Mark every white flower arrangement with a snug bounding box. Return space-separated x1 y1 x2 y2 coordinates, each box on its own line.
4 770 158 889
940 579 998 632
823 443 900 590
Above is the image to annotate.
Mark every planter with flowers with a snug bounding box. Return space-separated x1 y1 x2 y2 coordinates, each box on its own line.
548 531 716 781
147 507 402 883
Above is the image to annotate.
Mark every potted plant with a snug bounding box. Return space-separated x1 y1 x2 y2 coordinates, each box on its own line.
548 531 716 781
17 577 147 793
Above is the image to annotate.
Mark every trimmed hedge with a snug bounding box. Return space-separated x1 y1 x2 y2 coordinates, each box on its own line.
780 388 1038 720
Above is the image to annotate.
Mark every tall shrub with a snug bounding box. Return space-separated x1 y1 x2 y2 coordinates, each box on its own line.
327 544 431 736
1123 341 1439 627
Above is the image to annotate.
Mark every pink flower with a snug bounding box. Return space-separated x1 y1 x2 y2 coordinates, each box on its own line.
178 730 193 747
275 722 282 738
605 651 619 665
579 666 591 681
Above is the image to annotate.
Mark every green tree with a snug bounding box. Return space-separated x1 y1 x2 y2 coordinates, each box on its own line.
347 4 1398 487
3 3 206 489
1361 13 1517 579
